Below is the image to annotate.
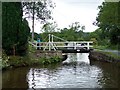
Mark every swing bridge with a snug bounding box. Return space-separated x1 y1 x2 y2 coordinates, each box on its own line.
29 34 93 53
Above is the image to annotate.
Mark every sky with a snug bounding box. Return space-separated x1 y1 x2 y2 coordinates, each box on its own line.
27 0 104 33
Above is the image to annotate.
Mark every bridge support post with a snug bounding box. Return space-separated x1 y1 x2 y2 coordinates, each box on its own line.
87 42 90 50
49 34 51 51
74 42 76 50
36 41 37 49
43 34 56 51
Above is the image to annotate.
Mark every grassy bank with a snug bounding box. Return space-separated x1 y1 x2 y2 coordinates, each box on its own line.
94 44 119 50
89 50 120 67
93 45 108 50
2 45 64 70
93 44 120 60
2 53 62 70
96 50 120 60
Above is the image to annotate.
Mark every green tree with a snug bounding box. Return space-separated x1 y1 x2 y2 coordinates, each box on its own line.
2 2 30 55
58 22 85 41
90 38 98 45
42 22 57 33
22 0 54 41
17 19 30 55
96 2 120 45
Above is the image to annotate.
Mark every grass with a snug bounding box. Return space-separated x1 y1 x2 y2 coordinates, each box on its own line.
94 44 120 51
93 45 108 50
97 50 120 60
2 45 63 70
93 44 120 61
106 44 119 50
2 54 62 70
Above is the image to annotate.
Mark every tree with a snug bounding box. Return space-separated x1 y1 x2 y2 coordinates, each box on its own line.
42 22 57 33
22 0 54 41
58 22 85 41
96 2 120 45
69 22 81 32
90 38 98 45
17 19 30 55
2 2 30 55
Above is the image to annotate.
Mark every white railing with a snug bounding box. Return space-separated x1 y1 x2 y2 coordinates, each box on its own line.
29 34 93 51
29 41 93 51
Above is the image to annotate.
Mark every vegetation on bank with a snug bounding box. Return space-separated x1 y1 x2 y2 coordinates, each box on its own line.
93 44 119 50
95 50 120 60
2 47 63 70
89 51 120 68
2 55 62 70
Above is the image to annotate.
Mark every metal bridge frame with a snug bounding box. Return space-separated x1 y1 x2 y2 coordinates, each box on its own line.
29 34 93 51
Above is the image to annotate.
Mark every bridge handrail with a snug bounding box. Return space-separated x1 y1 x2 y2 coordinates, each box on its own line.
36 45 93 48
35 41 93 44
29 34 93 51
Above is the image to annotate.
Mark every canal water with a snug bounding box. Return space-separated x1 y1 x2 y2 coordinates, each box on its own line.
2 53 120 88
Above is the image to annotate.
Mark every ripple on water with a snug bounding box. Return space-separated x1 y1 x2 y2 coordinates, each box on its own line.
27 62 103 88
2 53 118 88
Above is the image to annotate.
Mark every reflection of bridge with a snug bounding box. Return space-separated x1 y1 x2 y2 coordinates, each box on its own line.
29 34 93 53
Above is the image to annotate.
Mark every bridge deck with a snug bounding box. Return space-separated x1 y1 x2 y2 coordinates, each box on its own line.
29 41 93 52
29 34 93 52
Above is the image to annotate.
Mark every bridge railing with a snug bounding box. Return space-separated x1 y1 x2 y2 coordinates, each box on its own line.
29 41 93 51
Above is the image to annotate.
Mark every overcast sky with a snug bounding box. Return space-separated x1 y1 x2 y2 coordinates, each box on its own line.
28 0 104 33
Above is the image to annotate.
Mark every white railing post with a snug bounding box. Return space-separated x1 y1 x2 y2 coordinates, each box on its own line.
48 34 51 51
29 34 94 51
36 41 37 49
74 42 76 50
87 42 90 50
52 34 53 42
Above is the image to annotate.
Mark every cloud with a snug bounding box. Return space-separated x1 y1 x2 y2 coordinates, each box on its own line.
27 0 103 33
51 0 103 32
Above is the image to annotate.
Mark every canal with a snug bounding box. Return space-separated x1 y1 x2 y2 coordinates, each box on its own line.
2 53 120 88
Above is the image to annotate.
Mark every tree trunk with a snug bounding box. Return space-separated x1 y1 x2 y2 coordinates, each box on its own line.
13 45 15 56
32 2 35 42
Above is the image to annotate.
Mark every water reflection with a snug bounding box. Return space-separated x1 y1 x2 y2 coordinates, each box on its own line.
27 53 103 88
2 53 119 88
2 67 29 88
90 60 119 88
77 53 90 64
62 53 89 64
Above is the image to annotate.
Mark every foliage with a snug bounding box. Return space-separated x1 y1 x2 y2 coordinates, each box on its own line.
96 2 120 45
22 0 54 22
22 0 54 41
42 22 57 33
68 22 83 32
40 22 85 42
90 38 98 45
97 50 120 60
2 2 30 55
39 56 62 64
2 50 10 69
